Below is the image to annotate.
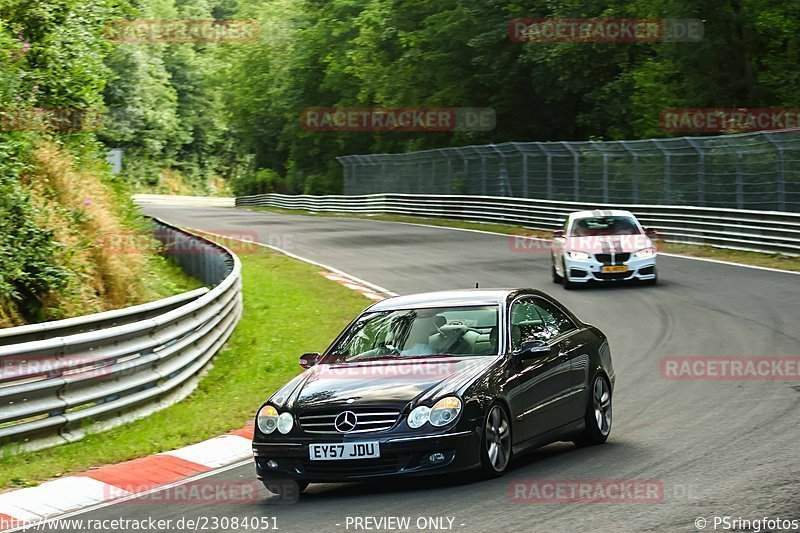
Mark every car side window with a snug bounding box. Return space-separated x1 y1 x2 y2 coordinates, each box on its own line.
510 298 578 349
532 298 577 337
510 299 552 348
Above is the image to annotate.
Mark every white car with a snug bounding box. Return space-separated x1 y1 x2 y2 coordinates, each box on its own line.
551 210 658 289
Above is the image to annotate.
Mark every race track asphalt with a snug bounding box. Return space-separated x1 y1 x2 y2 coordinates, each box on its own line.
57 205 800 533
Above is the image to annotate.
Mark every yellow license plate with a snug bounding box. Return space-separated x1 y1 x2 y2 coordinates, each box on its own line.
601 265 629 273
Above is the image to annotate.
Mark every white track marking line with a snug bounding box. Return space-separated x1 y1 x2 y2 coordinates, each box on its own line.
656 252 800 276
191 229 398 297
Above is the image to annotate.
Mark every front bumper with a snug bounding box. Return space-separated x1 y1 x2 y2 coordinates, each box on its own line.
253 429 481 483
563 254 656 283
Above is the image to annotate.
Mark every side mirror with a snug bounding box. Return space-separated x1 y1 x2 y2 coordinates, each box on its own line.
513 339 550 359
552 229 564 238
299 352 322 369
644 228 658 237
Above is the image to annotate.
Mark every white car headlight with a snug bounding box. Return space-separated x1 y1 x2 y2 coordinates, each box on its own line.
634 248 657 259
277 412 294 434
408 405 431 429
430 396 462 427
257 405 279 434
567 251 590 261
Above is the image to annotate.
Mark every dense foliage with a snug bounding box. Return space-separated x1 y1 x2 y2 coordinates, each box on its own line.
219 0 800 194
1 0 798 320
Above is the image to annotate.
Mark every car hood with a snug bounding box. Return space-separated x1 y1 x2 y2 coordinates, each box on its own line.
269 356 498 412
565 234 654 254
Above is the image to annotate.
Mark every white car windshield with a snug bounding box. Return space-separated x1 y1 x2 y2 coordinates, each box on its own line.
328 305 499 361
570 216 641 237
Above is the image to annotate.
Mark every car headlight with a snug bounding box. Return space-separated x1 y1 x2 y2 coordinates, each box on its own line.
634 247 657 259
257 405 278 434
277 412 294 434
408 405 431 429
430 396 462 427
567 251 590 261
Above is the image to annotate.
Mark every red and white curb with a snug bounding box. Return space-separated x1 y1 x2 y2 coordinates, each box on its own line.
319 272 386 300
0 425 254 530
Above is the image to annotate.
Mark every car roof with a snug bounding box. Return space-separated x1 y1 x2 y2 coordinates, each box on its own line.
368 289 520 311
569 209 636 219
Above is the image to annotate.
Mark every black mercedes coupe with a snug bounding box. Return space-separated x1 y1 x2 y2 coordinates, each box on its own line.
252 289 614 493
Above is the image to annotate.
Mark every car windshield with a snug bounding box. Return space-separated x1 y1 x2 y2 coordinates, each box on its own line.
570 216 641 237
327 305 499 362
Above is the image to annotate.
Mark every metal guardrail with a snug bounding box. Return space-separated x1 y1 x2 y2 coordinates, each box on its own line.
0 218 242 451
237 193 800 256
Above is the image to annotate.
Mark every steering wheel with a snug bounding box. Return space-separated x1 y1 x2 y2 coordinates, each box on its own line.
378 342 401 355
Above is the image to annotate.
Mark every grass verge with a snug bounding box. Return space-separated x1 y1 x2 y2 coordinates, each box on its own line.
241 206 800 273
0 242 370 490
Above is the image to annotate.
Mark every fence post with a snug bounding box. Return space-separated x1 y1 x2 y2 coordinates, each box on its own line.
440 149 452 194
453 147 469 194
479 149 488 195
560 142 580 202
763 132 786 211
685 137 706 207
416 157 423 194
736 152 744 209
619 141 638 203
652 140 671 203
512 142 528 198
337 157 350 194
490 144 512 196
523 152 530 198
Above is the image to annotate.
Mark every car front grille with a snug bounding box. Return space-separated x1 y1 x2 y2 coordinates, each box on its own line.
298 456 404 477
595 271 634 281
297 409 401 434
594 252 631 265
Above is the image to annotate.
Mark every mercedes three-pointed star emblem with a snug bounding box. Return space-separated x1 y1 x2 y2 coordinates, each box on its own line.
334 410 358 433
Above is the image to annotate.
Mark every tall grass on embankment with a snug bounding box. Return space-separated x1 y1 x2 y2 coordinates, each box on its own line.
0 140 200 327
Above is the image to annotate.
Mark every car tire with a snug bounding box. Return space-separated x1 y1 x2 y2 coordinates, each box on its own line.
479 403 512 477
574 374 612 446
263 479 308 496
551 260 562 283
561 260 577 290
644 269 658 285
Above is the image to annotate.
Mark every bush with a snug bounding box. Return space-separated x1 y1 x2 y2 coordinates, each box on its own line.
0 140 69 323
230 167 293 196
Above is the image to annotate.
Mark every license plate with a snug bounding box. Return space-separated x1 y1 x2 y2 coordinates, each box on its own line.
601 265 628 273
309 442 380 461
